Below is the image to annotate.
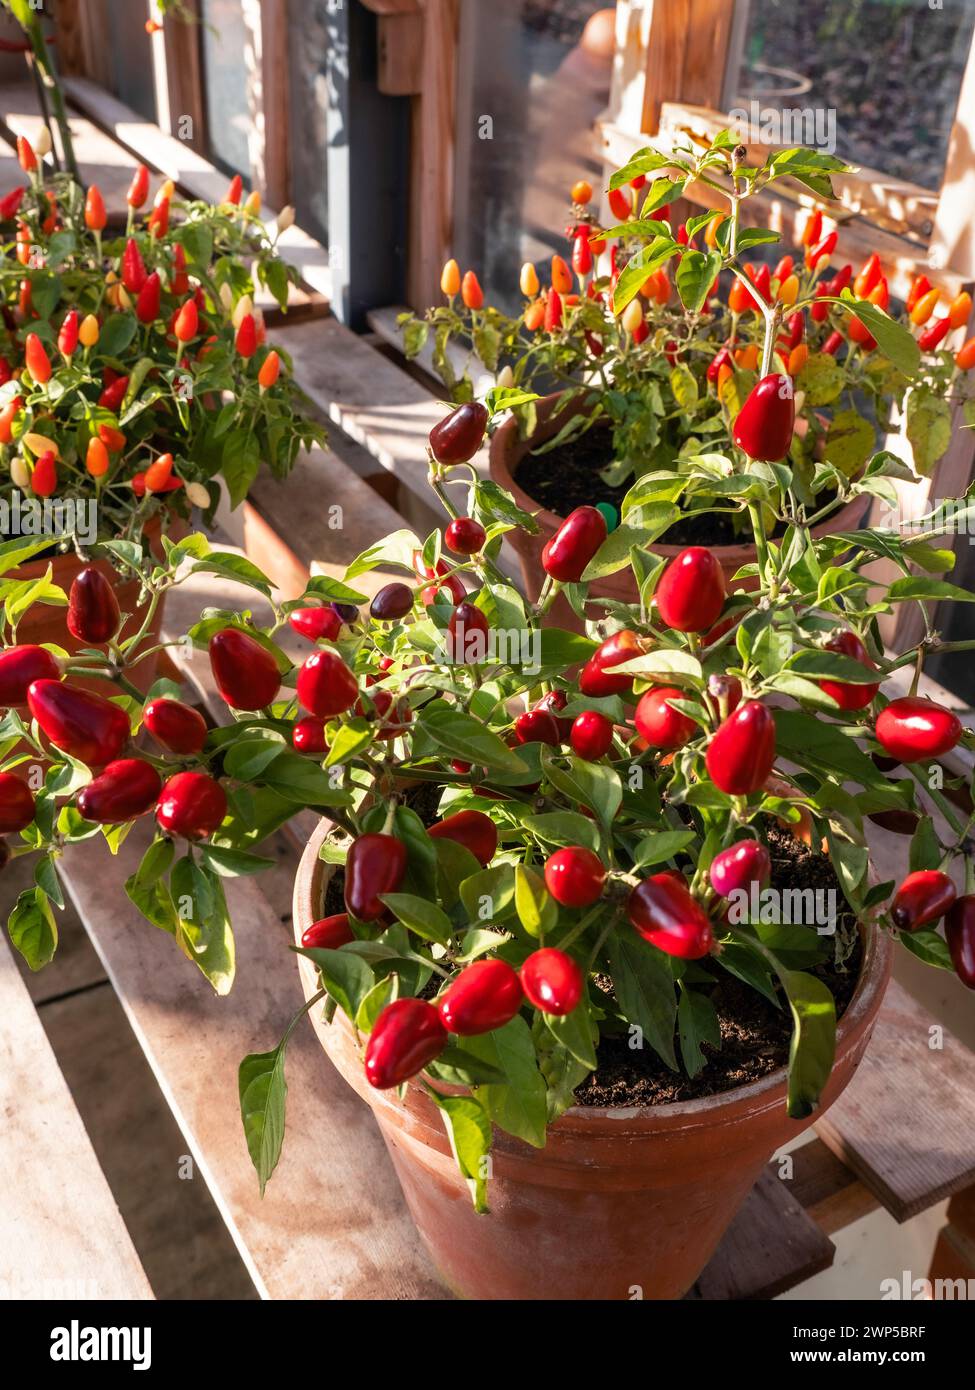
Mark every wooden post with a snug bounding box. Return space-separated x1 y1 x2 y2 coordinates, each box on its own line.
160 0 206 153
406 0 458 312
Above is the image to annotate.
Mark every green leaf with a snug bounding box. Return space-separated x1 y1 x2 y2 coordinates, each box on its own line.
838 291 920 377
612 238 680 315
7 887 57 970
522 811 600 852
171 858 236 995
297 945 375 1020
908 815 941 873
899 929 954 971
540 749 621 828
608 931 678 1070
380 892 453 946
905 389 952 476
95 312 137 359
223 733 286 781
675 249 722 314
632 828 696 870
514 864 557 939
260 752 352 806
419 704 527 776
466 1015 548 1148
426 1091 493 1212
544 1000 597 1069
460 863 516 923
354 974 397 1033
678 989 721 1078
825 409 875 478
239 1043 288 1196
199 844 276 877
190 553 273 598
797 352 845 406
775 963 836 1119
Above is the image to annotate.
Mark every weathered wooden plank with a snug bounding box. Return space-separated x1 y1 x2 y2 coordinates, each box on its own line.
930 34 975 280
0 938 153 1300
816 980 975 1221
788 1137 880 1236
56 834 446 1301
366 304 496 397
690 1168 835 1300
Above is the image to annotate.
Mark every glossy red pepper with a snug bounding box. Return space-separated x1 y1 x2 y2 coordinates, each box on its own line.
27 680 130 765
0 772 35 833
171 242 189 295
785 311 804 349
890 870 956 932
174 298 198 342
0 644 60 706
447 601 490 663
906 274 932 314
707 345 734 384
822 330 845 356
24 333 52 385
297 650 359 718
122 238 147 294
428 403 488 465
544 846 606 907
365 998 447 1089
801 209 823 247
945 897 975 989
705 700 776 796
570 709 614 760
77 758 162 824
627 873 714 959
292 715 328 754
541 505 606 583
143 697 208 755
917 316 951 352
127 164 150 209
437 958 523 1035
16 135 36 173
655 547 726 632
817 629 880 710
0 186 26 221
709 839 771 897
58 309 80 358
301 913 354 950
806 230 837 268
235 313 257 358
155 771 227 840
751 263 772 308
732 373 795 462
428 809 497 867
607 185 632 221
225 174 243 205
853 253 882 298
209 629 281 710
354 688 412 740
875 697 962 764
135 270 160 324
66 567 121 645
98 374 130 411
520 948 584 1016
345 832 407 920
514 707 561 746
31 451 57 498
634 686 696 750
572 234 592 277
533 689 572 739
728 274 755 315
289 605 344 641
445 517 486 554
369 583 413 622
579 629 643 697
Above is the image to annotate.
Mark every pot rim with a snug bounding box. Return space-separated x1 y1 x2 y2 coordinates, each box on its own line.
295 816 893 1132
488 389 872 557
10 513 168 581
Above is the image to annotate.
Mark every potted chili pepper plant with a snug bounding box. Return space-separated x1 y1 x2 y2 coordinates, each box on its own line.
1 130 325 683
3 347 973 1297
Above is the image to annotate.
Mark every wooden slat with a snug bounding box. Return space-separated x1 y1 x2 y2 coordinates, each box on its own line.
160 0 206 154
366 304 495 396
689 1168 835 1300
407 0 458 312
930 31 975 279
52 0 113 87
0 939 152 1300
815 980 975 1222
788 1137 880 1236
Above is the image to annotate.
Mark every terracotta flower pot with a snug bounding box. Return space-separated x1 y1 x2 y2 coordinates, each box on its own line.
294 819 893 1301
9 517 171 697
489 392 872 628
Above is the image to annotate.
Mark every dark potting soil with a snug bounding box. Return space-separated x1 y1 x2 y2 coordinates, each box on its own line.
575 825 863 1108
514 428 838 547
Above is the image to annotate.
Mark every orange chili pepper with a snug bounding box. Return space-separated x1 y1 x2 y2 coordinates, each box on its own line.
949 291 972 331
787 343 809 376
910 288 940 326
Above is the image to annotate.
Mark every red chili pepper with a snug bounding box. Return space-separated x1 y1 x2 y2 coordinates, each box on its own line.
541 505 606 582
301 914 354 951
173 297 198 342
817 630 880 710
31 451 57 497
513 708 562 746
143 697 208 755
136 270 162 324
579 629 643 697
98 375 130 411
875 697 962 763
634 686 696 750
750 263 772 308
627 874 714 959
292 716 328 754
544 846 606 907
447 601 490 663
84 186 107 232
801 209 822 247
0 772 35 834
917 316 951 352
906 274 932 314
822 330 845 356
127 164 150 209
806 230 837 268
656 547 726 633
25 332 52 385
77 759 162 824
853 253 882 298
569 709 614 761
148 196 170 237
428 810 497 867
0 644 60 706
544 288 563 331
445 516 486 555
946 897 975 989
144 452 176 492
572 234 593 277
67 567 121 645
122 238 148 294
957 338 975 371
890 870 956 932
209 629 281 710
707 345 734 383
98 424 127 453
27 680 130 765
607 185 632 221
235 313 257 358
16 136 36 173
705 700 776 795
437 958 523 1035
297 649 358 717
57 308 80 358
428 402 488 465
773 254 794 282
728 275 755 315
288 605 343 640
365 998 447 1089
171 241 189 294
345 832 407 920
0 186 26 221
156 771 227 840
520 948 584 1016
733 372 795 461
225 173 243 205
786 311 804 349
710 840 771 897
